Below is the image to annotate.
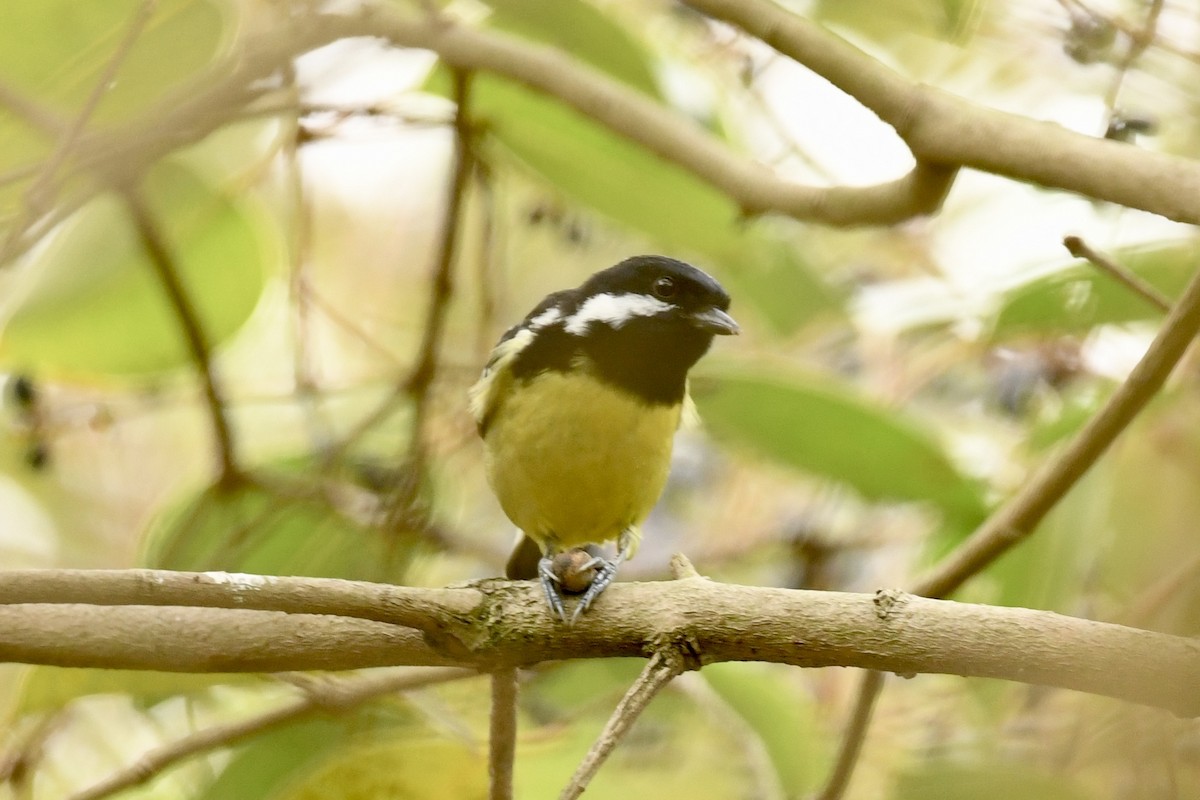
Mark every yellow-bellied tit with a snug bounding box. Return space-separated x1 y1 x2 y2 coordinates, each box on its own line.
469 255 738 621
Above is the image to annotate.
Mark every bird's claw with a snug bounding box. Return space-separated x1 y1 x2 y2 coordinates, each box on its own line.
569 558 619 624
537 556 568 623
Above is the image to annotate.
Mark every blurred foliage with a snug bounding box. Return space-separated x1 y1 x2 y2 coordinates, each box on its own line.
1 0 1199 798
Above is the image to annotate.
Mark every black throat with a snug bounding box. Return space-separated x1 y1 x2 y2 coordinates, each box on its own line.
511 316 714 405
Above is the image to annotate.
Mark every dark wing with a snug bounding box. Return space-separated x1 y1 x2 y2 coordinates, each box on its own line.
469 289 576 436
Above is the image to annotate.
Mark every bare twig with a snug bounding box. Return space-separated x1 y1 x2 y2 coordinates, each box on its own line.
0 711 69 789
1122 549 1200 628
2 0 159 263
560 651 684 800
1102 0 1165 112
489 668 518 800
327 69 473 462
814 670 885 800
64 667 475 800
404 68 474 460
668 552 701 580
473 158 499 361
1064 234 1171 313
0 79 64 136
123 189 240 483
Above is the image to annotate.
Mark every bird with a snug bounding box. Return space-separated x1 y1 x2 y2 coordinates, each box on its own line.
469 255 738 622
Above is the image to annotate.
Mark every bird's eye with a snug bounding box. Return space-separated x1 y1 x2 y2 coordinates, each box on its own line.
652 276 677 299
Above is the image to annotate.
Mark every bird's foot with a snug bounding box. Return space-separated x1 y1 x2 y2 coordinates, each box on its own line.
569 556 620 624
537 556 568 623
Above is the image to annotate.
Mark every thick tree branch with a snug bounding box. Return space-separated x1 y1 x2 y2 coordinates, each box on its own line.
0 604 441 671
684 0 1200 225
0 569 475 633
0 572 1197 716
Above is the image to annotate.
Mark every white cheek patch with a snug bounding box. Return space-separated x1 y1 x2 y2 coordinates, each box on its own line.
564 293 671 336
529 306 562 329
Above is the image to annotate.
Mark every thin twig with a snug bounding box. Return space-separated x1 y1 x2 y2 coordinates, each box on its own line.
814 670 884 800
279 69 335 455
1102 0 1165 112
489 668 519 800
473 158 499 361
302 284 404 366
1064 234 1171 313
1122 549 1200 627
327 69 474 463
0 79 66 136
404 68 475 461
122 189 240 483
64 667 475 800
1 0 159 264
559 652 684 800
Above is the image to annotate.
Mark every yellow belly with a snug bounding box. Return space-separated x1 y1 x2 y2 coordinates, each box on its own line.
483 370 681 553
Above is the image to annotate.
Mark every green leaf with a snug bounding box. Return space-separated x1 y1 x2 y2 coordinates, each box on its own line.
484 0 660 98
1 160 272 376
274 736 486 800
0 0 226 122
701 662 828 797
15 667 244 715
142 478 419 583
198 717 350 800
990 241 1193 341
693 364 988 524
0 0 229 215
814 0 976 45
893 759 1089 800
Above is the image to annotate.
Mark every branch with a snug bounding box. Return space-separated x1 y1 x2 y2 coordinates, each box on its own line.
1064 234 1171 313
560 650 685 800
0 0 158 262
0 572 1197 716
0 569 475 632
5 6 949 254
14 3 1200 248
683 0 1200 226
814 669 885 800
66 666 475 800
123 189 240 483
333 69 474 460
489 668 518 800
0 604 443 671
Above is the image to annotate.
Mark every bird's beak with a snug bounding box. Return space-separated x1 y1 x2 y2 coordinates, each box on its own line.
689 307 740 335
